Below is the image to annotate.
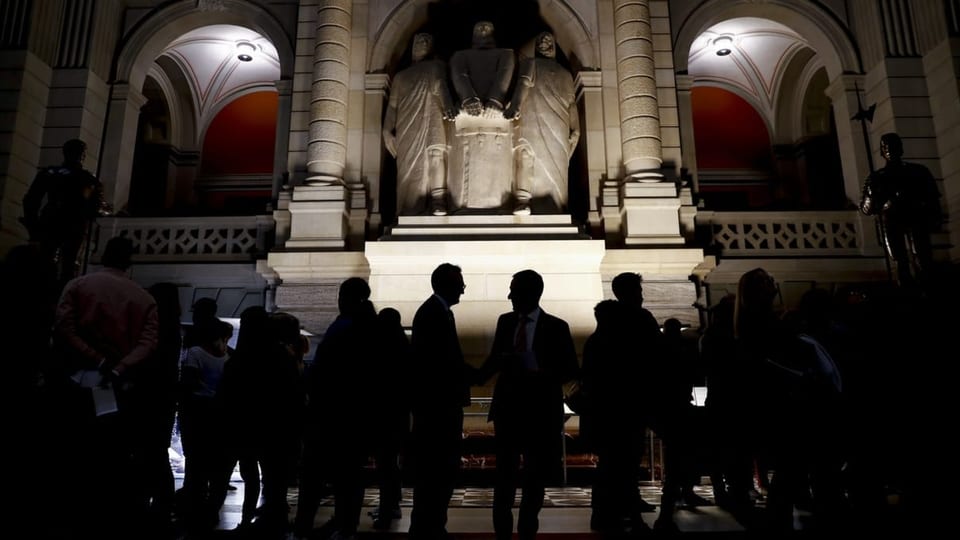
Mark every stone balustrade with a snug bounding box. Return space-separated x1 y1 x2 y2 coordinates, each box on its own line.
697 210 878 257
92 215 275 263
90 210 883 264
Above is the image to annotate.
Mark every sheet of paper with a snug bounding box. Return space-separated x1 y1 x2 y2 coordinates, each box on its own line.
71 369 119 416
91 386 119 416
72 369 102 388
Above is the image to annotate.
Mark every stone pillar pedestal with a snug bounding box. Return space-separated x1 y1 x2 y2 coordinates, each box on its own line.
366 238 606 363
285 184 349 249
621 181 684 245
273 187 292 246
601 247 707 328
264 251 370 334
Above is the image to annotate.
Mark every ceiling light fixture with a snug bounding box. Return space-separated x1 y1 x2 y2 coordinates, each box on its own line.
236 41 256 62
713 35 733 56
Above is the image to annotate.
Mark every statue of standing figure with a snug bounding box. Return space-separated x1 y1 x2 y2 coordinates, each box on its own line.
859 132 942 287
444 21 517 210
449 21 515 117
382 33 458 216
505 32 580 215
385 24 581 216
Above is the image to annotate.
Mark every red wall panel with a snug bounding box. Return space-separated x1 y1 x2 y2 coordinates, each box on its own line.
692 86 771 170
201 91 278 174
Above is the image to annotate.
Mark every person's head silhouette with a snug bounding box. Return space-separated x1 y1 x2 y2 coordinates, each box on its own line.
62 139 87 167
880 132 903 163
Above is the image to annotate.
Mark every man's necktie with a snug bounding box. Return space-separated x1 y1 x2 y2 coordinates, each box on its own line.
514 315 529 353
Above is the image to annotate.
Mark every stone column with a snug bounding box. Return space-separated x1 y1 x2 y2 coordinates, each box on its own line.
0 51 52 249
675 74 698 193
576 71 605 230
613 0 662 181
306 0 351 185
272 79 293 200
99 83 148 209
824 74 872 205
362 73 390 232
286 0 352 249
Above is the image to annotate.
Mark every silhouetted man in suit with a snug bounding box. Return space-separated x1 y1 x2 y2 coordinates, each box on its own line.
478 269 579 540
611 272 661 516
409 263 474 540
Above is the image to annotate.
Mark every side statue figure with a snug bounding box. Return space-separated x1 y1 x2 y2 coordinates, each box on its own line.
859 132 942 286
505 32 580 215
449 21 514 117
383 33 458 216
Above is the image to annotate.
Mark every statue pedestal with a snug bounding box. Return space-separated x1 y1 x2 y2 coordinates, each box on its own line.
382 215 585 240
366 235 605 363
621 181 687 245
263 214 706 347
449 113 514 210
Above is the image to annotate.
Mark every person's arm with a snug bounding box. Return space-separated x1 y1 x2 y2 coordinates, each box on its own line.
567 91 581 156
93 179 111 216
547 318 579 385
505 58 534 120
859 174 876 215
475 315 508 385
918 165 943 229
382 86 399 158
114 301 159 376
179 349 202 398
486 49 515 112
436 62 459 120
21 170 49 236
450 52 482 115
54 281 107 370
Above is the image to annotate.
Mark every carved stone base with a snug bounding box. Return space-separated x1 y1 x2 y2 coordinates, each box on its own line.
448 113 514 210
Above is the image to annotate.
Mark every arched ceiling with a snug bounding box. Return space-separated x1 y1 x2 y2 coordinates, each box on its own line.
159 24 281 133
688 17 816 129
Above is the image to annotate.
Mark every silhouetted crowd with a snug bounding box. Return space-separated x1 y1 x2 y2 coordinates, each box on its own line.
3 236 953 539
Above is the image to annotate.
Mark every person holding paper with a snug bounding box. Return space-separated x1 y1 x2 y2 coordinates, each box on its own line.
53 236 159 538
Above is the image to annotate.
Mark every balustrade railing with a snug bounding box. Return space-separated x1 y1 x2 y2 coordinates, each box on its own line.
90 211 880 263
697 210 878 257
92 215 274 262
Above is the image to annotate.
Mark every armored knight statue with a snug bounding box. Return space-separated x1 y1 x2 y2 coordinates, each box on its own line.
859 132 942 287
505 32 580 215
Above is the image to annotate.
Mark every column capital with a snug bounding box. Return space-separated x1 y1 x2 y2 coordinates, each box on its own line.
575 70 602 90
111 82 148 108
364 72 391 96
675 73 695 92
274 79 293 96
824 73 866 100
575 70 602 101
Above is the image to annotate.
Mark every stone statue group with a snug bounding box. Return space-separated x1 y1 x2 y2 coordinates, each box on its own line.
382 22 580 217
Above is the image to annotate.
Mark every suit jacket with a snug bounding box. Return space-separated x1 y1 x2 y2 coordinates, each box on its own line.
411 295 472 412
481 309 579 434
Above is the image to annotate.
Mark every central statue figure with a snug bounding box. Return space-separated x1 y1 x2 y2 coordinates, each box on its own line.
450 21 514 116
446 21 517 211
